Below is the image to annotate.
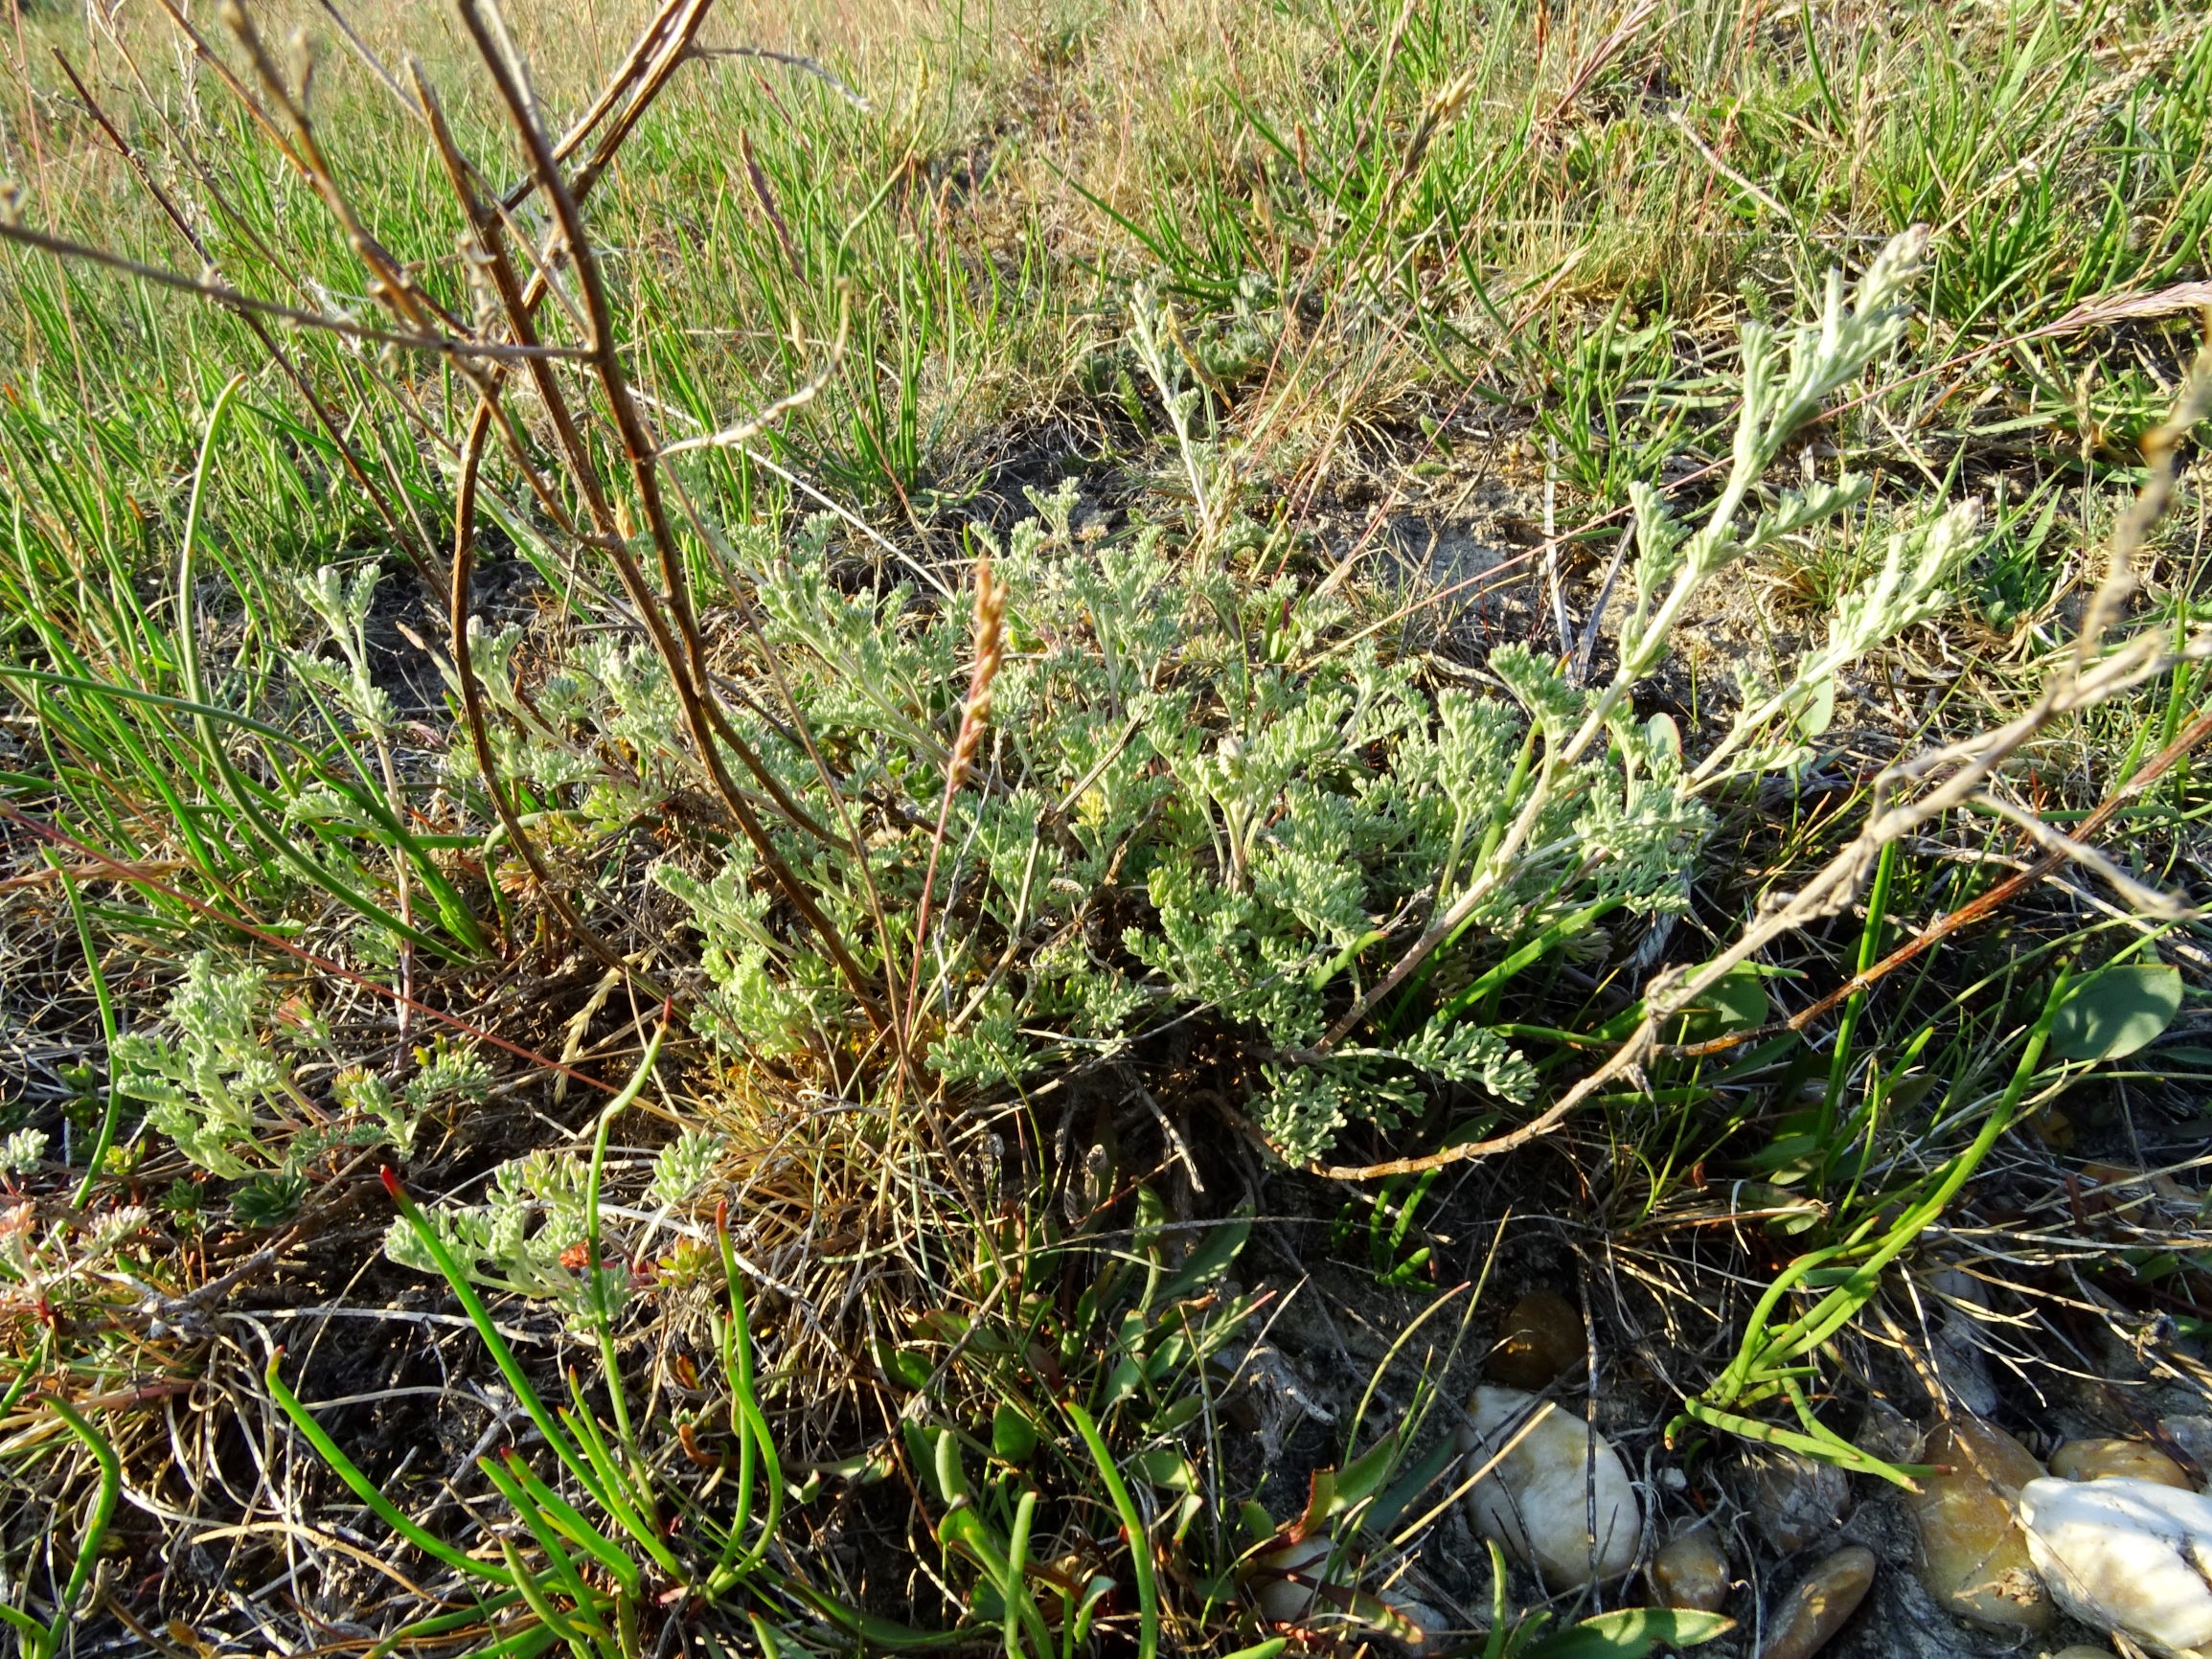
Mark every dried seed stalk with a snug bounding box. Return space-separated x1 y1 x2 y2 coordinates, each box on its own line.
903 558 1010 1057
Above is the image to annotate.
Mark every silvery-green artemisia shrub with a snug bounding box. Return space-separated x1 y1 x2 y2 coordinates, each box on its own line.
619 234 1971 1165
347 234 1973 1302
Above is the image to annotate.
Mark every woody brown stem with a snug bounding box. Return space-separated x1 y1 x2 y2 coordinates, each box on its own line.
457 0 884 1031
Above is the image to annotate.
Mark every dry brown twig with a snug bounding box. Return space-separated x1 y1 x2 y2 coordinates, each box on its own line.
1663 691 2212 1064
412 35 677 989
0 218 580 362
216 0 883 1040
453 0 889 1037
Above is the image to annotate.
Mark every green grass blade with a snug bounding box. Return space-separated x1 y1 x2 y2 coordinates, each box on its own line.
57 865 124 1207
265 1351 513 1587
39 1394 123 1648
1064 1401 1156 1659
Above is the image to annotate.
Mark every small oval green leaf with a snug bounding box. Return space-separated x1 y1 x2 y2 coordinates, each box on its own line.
2050 964 2183 1062
992 1402 1039 1465
1670 963 1770 1042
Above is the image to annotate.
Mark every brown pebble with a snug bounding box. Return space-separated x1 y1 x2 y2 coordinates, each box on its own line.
1758 1545 1876 1659
2050 1438 2193 1489
2161 1415 2212 1479
1735 1446 1850 1554
1485 1289 1583 1390
1855 1399 1919 1467
1648 1527 1729 1612
1910 1415 2053 1631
